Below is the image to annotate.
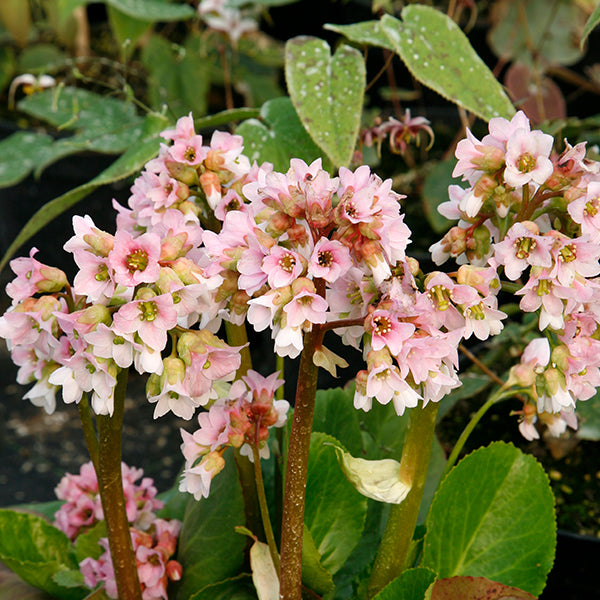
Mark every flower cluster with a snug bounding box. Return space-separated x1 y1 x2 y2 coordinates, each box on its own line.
54 462 182 600
197 0 258 44
80 519 182 600
432 110 600 438
180 370 288 499
54 461 163 540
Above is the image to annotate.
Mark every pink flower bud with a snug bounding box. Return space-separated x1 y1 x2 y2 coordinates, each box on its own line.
166 560 183 581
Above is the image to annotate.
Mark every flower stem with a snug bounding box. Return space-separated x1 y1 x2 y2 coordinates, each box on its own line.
252 444 281 576
279 327 324 600
95 369 142 600
367 400 440 598
442 386 512 479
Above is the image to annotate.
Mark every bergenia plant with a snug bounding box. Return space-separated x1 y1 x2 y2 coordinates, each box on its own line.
1 4 600 600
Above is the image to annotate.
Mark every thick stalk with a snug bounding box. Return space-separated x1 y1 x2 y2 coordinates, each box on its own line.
78 394 98 471
95 369 142 600
367 400 440 598
279 327 324 600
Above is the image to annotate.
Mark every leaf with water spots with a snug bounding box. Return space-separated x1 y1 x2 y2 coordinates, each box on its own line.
285 37 365 167
381 7 515 122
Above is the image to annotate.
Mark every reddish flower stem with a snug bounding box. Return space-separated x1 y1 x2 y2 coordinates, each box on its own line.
95 369 142 600
279 326 324 600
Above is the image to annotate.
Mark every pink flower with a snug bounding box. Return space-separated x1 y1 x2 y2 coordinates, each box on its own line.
262 246 305 288
283 280 328 328
366 308 415 355
503 128 554 188
308 237 352 283
109 230 162 287
113 293 178 351
6 248 67 301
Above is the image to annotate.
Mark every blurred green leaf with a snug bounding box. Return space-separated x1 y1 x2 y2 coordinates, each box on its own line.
285 37 365 167
0 509 85 600
576 390 600 441
17 44 67 73
422 159 458 234
581 2 600 49
0 131 54 187
0 45 16 91
107 5 153 57
381 7 515 122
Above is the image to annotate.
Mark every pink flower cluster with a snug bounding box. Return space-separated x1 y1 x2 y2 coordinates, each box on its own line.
54 462 182 600
80 519 182 600
432 110 600 438
54 461 163 540
179 370 288 499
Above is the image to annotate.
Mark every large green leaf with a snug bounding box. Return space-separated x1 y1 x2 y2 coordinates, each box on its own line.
0 509 85 600
285 37 365 167
0 112 166 273
312 387 362 456
373 567 437 600
422 442 556 597
304 432 367 575
380 7 515 122
188 575 256 600
236 97 325 172
174 454 247 600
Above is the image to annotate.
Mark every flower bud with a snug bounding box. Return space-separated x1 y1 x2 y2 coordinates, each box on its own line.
37 266 68 293
166 560 183 582
550 345 570 372
165 160 199 186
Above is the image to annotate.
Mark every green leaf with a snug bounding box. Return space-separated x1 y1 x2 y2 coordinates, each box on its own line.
174 454 247 600
0 45 15 91
285 37 365 167
576 392 600 441
381 7 515 122
373 567 437 600
488 0 585 67
52 568 87 589
9 500 64 522
359 400 410 461
429 575 535 600
581 3 600 49
236 97 325 172
103 0 195 22
324 21 394 51
188 574 256 600
17 44 67 73
0 113 166 273
0 509 85 600
0 131 54 187
107 5 153 56
305 432 367 575
421 159 458 234
301 524 335 596
422 442 556 596
313 387 362 456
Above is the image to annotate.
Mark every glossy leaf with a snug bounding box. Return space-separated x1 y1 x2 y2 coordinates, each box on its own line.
430 576 535 600
0 113 166 273
301 524 335 596
285 37 365 167
175 454 247 600
422 442 556 597
0 509 84 600
313 387 362 455
305 432 367 575
373 567 437 600
381 7 515 122
236 97 324 172
324 21 394 51
188 575 256 600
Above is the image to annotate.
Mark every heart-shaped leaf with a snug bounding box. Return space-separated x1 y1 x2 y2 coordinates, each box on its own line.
285 36 365 167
